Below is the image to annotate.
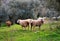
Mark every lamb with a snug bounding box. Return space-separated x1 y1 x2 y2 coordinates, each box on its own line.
6 20 12 27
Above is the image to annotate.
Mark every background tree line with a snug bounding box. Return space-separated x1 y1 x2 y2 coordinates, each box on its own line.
0 0 60 24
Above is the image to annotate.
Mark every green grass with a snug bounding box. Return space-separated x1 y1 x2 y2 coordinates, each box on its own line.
0 23 60 41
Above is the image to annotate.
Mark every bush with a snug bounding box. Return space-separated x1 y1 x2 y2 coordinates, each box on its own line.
49 21 60 31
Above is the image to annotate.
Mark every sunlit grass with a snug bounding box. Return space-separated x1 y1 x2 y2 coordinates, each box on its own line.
0 23 60 41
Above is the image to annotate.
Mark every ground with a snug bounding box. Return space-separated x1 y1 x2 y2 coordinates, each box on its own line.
0 23 60 41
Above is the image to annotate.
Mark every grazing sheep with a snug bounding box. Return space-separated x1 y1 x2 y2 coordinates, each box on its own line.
25 19 33 30
6 20 12 27
31 19 44 30
17 19 29 30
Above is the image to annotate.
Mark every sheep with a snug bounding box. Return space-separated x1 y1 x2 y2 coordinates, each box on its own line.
25 19 33 30
17 19 29 30
31 19 44 30
6 20 12 27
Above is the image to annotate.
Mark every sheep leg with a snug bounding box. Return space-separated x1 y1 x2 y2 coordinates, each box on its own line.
24 27 26 30
21 26 23 29
28 23 30 30
31 26 32 31
23 27 25 30
33 26 35 31
31 23 33 31
22 26 24 30
39 25 41 30
28 26 29 30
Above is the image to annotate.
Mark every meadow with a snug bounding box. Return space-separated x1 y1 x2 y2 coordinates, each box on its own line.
0 22 60 41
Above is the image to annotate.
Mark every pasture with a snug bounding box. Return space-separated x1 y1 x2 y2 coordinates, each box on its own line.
0 22 60 41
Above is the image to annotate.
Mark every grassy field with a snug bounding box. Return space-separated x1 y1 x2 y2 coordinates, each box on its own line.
0 23 60 41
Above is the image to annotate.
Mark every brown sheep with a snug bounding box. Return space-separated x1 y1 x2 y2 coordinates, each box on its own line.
31 19 44 30
6 20 12 27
